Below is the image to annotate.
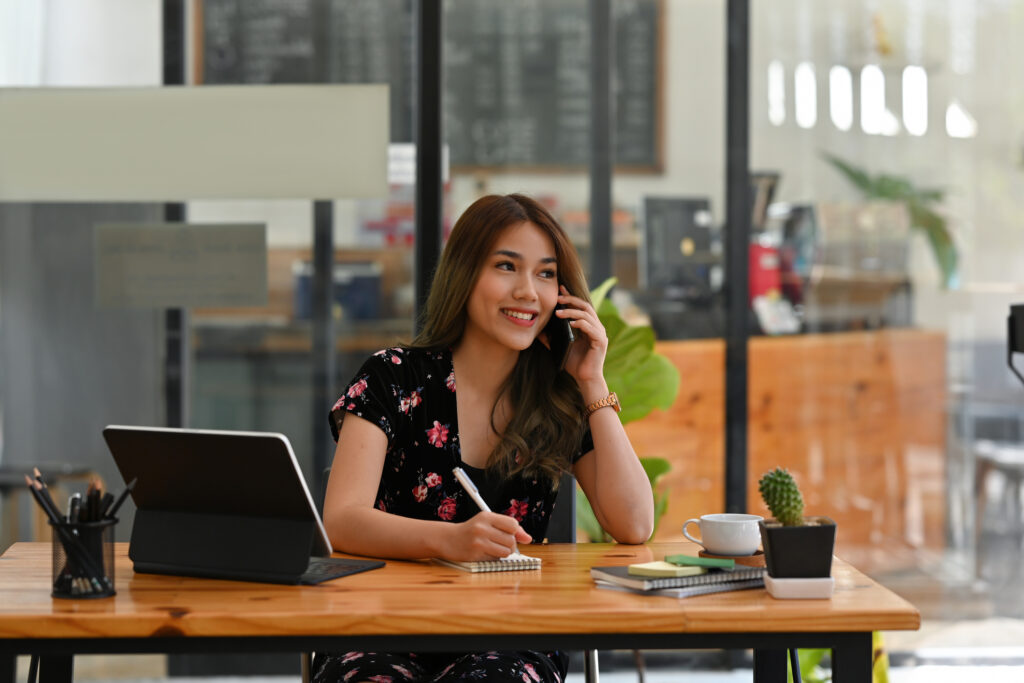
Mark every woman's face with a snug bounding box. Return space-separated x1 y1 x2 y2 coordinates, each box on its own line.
462 220 559 354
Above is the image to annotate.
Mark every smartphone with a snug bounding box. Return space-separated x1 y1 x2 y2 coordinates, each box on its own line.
545 303 576 370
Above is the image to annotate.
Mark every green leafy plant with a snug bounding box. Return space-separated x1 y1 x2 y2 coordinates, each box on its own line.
576 277 680 542
758 467 805 527
822 152 957 289
788 647 829 683
787 632 889 683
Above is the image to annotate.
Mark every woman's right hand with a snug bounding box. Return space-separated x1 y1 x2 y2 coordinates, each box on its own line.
441 512 532 561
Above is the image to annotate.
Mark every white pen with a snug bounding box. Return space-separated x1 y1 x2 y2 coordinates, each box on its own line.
452 466 491 511
452 466 518 554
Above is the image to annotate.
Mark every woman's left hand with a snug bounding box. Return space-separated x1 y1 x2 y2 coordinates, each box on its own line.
556 285 608 387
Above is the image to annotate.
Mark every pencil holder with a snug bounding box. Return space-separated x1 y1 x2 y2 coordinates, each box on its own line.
49 518 117 599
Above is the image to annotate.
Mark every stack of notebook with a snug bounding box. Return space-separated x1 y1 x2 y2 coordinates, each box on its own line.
591 557 766 599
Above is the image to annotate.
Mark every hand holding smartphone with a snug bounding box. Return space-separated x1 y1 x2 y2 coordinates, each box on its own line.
546 303 576 370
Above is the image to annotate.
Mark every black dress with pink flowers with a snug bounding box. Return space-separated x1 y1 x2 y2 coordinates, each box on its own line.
314 346 590 683
327 346 589 540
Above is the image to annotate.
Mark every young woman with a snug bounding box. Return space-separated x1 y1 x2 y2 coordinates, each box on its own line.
314 194 654 683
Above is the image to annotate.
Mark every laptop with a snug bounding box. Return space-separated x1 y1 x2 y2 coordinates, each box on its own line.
102 425 384 585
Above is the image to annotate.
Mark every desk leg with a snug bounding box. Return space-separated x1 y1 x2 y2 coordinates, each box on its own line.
753 648 787 683
831 633 872 683
38 655 73 683
0 654 14 683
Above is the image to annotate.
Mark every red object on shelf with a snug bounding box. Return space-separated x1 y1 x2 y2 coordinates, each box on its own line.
749 242 781 303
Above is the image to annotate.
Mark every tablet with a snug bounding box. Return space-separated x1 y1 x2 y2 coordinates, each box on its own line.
102 425 349 583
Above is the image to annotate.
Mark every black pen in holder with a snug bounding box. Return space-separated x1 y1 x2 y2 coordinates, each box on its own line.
49 518 117 599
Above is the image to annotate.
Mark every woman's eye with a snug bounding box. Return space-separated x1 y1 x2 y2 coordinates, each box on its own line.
539 269 557 279
496 261 514 271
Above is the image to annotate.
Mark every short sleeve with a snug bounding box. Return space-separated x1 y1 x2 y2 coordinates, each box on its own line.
328 349 401 445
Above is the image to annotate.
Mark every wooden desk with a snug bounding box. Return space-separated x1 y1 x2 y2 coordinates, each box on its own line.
0 542 918 683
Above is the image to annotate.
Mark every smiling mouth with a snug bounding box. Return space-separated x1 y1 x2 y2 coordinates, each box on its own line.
502 309 537 321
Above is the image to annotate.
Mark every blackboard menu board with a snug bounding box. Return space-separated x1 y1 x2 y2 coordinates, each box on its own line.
199 0 662 170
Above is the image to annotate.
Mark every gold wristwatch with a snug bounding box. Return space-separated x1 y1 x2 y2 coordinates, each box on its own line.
584 392 621 419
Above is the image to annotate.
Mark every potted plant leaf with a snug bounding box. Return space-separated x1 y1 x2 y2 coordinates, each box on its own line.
757 467 836 581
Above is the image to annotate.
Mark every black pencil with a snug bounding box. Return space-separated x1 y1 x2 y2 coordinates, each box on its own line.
98 492 114 519
24 475 59 524
25 475 62 522
25 475 105 583
105 477 137 519
85 480 101 522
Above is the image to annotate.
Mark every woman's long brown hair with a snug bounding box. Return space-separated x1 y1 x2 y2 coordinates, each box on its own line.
411 194 591 485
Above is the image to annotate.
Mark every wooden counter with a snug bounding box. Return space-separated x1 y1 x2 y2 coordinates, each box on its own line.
631 329 947 572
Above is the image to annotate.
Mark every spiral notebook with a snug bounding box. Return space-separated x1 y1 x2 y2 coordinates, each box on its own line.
595 577 765 599
434 551 542 573
590 564 765 591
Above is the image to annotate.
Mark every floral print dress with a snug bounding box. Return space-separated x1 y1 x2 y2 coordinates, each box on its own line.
313 346 591 683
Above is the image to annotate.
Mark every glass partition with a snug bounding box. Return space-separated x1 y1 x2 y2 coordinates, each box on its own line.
609 0 729 543
0 1 167 676
0 0 165 556
190 0 417 489
751 0 1024 639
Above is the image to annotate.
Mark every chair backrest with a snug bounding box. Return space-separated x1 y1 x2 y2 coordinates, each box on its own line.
545 471 577 544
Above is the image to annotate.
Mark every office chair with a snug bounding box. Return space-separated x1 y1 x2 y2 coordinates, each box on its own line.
301 469 599 683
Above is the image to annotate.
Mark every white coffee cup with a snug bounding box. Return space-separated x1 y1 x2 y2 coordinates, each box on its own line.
682 513 764 556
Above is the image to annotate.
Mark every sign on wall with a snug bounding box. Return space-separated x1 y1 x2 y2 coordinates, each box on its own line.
94 223 268 309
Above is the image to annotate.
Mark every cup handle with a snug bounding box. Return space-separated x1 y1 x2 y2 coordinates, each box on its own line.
682 518 702 546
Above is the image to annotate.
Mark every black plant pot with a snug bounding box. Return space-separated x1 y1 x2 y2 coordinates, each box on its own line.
758 517 836 578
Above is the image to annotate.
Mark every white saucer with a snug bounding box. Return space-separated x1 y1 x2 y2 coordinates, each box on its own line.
764 575 835 599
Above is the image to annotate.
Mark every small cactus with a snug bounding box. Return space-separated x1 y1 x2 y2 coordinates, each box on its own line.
758 467 805 526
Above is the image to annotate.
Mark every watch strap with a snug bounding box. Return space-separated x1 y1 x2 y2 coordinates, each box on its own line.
584 392 621 419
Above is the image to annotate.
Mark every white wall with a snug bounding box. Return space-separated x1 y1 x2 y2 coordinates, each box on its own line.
42 0 159 86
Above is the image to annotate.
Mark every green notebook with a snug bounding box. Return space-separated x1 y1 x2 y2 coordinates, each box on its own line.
665 553 736 569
